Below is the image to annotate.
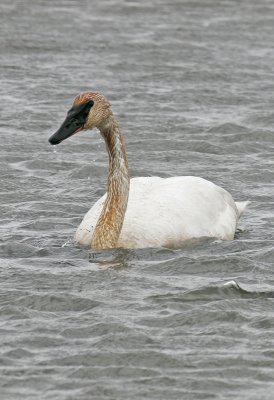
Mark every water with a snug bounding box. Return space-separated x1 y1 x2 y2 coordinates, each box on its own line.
1 0 274 399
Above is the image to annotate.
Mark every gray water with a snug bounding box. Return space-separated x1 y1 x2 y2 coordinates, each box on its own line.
1 0 274 399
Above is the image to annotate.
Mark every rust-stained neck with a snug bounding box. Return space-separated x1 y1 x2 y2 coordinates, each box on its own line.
91 113 130 249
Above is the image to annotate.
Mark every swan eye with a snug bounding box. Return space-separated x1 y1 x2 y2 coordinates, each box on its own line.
79 101 94 121
67 100 94 122
82 109 90 119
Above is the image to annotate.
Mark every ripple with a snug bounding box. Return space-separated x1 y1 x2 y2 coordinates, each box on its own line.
13 294 100 312
148 281 274 305
0 242 50 258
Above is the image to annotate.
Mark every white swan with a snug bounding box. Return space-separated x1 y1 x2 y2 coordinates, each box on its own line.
49 91 248 249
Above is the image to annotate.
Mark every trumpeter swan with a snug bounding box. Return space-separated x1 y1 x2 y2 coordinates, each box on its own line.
49 91 248 249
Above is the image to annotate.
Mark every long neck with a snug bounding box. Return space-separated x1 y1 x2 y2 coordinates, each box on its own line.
91 113 130 249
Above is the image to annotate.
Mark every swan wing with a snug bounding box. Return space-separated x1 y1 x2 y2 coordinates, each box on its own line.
118 176 240 248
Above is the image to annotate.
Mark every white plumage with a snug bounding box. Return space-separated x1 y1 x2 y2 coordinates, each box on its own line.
75 176 248 249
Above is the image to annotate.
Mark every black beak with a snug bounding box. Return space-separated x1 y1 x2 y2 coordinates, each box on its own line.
48 100 94 145
48 116 83 145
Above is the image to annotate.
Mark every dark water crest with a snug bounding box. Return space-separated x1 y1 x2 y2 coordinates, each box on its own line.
1 0 274 399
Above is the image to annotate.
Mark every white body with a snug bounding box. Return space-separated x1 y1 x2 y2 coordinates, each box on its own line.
75 176 247 249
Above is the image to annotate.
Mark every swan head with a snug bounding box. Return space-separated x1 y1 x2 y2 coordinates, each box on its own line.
48 91 111 145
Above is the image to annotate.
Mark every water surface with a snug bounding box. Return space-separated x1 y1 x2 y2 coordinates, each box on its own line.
1 0 274 399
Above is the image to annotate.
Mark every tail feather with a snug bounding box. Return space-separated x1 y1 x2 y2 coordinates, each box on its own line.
235 201 250 218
